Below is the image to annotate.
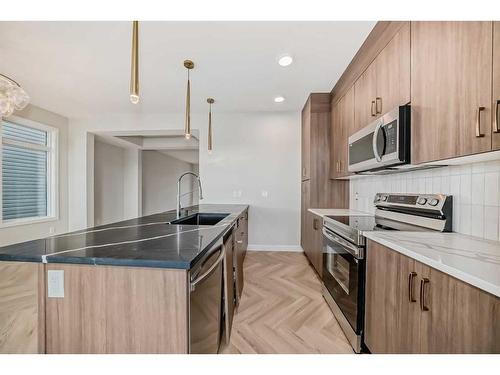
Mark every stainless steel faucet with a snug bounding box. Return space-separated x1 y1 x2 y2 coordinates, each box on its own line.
177 172 203 218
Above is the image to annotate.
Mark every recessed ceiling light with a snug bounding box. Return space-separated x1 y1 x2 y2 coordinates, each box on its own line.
274 96 285 103
278 54 293 67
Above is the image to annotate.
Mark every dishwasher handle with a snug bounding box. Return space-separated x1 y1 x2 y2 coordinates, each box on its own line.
191 244 225 292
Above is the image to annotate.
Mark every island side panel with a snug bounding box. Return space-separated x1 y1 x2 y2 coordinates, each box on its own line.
0 261 45 354
45 264 189 354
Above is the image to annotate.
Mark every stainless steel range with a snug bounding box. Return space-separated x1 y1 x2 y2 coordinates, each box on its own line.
321 193 453 353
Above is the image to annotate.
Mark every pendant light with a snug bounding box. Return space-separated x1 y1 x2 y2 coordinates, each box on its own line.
129 21 139 104
0 73 30 118
207 98 215 154
184 60 194 139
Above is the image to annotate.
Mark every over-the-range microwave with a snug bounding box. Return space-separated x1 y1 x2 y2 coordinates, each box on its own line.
348 105 410 173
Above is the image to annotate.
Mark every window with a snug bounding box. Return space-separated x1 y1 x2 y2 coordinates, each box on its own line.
1 117 58 226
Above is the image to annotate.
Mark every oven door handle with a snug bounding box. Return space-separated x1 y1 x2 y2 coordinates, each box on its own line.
372 119 384 162
323 228 363 259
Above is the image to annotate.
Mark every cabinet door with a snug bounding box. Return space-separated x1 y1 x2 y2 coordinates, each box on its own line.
493 22 500 150
353 62 377 135
375 22 410 115
411 21 493 164
365 240 421 353
330 87 354 179
301 102 311 181
418 263 500 354
340 86 355 176
309 214 323 277
329 99 342 179
300 180 310 250
234 224 245 301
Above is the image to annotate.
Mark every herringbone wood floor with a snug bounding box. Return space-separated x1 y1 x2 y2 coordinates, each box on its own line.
220 251 354 354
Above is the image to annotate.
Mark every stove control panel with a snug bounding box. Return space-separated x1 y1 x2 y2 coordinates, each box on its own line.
374 193 449 211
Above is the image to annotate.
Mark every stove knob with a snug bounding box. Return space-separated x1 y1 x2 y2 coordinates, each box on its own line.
429 198 439 206
382 196 388 201
417 197 427 205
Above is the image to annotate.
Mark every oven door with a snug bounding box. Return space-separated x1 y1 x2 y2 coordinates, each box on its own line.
348 105 410 173
322 227 364 334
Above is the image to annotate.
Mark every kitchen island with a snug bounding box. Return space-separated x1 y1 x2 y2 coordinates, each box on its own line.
0 204 249 354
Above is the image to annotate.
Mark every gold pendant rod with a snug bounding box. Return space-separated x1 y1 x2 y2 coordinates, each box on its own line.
130 21 139 104
207 98 215 153
184 60 194 139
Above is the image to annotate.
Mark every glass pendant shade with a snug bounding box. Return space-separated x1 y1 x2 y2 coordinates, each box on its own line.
0 74 30 118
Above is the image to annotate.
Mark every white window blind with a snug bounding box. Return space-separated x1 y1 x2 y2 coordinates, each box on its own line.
1 120 54 222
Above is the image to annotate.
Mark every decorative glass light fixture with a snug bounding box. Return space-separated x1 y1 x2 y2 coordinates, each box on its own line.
129 21 140 104
207 98 215 154
0 73 30 118
184 60 194 139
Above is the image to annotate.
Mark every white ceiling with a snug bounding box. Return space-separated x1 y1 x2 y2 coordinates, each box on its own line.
0 21 375 118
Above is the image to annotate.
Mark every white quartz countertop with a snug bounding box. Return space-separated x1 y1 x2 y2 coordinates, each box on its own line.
308 208 372 217
363 231 500 297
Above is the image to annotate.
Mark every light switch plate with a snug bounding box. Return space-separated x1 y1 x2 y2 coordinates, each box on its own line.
47 270 65 298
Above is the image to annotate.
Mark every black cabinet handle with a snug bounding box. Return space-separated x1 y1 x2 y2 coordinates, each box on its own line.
420 278 430 311
408 272 417 302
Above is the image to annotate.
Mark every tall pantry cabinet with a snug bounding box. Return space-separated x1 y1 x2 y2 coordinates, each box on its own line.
301 93 348 276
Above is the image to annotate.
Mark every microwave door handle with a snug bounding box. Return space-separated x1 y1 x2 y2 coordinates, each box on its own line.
372 119 384 162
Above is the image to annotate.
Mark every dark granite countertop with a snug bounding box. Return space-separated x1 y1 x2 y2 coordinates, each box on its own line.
0 204 248 269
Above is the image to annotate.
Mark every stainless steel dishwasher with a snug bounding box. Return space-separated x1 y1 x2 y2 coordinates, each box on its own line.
189 238 225 354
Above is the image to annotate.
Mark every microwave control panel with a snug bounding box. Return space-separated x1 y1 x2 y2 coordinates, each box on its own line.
383 120 398 154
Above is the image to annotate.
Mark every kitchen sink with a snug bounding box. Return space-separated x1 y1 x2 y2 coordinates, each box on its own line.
170 213 229 226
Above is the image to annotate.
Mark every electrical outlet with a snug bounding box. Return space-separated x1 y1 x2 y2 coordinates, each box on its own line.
47 270 65 298
261 190 269 198
49 226 55 234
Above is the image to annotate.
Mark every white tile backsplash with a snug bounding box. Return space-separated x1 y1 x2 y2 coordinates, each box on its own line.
349 159 500 241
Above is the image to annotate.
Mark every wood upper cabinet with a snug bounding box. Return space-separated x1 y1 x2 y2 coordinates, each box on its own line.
301 100 311 181
374 22 410 116
365 240 500 354
353 62 377 134
353 23 410 136
493 21 500 150
411 21 493 164
330 86 354 179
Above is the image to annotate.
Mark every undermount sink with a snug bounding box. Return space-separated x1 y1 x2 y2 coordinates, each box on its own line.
170 213 229 226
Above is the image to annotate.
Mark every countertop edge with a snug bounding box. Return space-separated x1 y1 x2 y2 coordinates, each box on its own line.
0 204 249 268
363 232 500 298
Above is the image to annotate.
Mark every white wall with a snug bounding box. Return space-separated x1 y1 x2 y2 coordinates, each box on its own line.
142 150 196 215
68 112 301 250
350 159 500 241
93 140 125 226
0 104 69 246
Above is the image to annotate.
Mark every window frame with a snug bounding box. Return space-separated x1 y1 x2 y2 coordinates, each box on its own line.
0 115 59 228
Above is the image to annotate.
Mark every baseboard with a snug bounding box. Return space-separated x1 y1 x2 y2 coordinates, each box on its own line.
247 244 303 252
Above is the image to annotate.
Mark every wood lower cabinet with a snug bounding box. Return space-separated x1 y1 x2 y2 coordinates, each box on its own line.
493 21 500 150
234 210 248 302
301 180 311 251
0 262 45 354
365 241 421 353
419 263 500 353
304 212 323 277
411 21 493 164
45 264 189 354
365 240 500 353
